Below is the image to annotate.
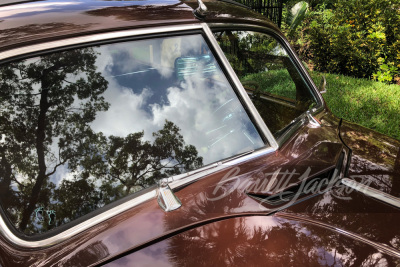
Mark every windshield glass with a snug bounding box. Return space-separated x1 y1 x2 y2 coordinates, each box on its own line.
0 34 266 236
214 30 318 137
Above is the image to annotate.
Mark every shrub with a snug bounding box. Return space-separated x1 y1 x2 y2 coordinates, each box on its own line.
286 0 400 83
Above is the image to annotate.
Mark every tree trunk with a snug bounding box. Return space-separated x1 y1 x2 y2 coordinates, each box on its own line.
0 148 13 201
19 80 50 231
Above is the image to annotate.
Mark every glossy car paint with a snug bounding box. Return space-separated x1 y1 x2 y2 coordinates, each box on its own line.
0 113 349 266
0 1 399 266
107 215 400 266
0 0 197 52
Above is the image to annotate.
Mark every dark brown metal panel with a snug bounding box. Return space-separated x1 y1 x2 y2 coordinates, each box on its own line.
1 116 399 266
340 120 400 197
0 119 346 266
0 2 398 266
0 0 281 53
105 215 400 266
0 0 197 52
279 120 400 261
280 188 400 257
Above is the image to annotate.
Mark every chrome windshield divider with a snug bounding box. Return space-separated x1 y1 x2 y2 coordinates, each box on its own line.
201 23 279 150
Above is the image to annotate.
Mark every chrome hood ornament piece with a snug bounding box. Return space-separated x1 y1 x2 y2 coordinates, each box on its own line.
157 178 182 212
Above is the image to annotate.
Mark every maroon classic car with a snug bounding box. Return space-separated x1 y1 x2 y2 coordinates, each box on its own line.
0 0 399 266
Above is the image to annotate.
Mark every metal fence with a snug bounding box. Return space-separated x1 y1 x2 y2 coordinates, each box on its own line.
233 0 283 27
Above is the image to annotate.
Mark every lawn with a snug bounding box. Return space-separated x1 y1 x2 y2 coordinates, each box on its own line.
241 70 400 140
310 72 400 141
241 69 297 100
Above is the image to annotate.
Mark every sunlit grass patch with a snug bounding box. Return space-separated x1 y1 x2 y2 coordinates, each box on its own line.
310 72 400 140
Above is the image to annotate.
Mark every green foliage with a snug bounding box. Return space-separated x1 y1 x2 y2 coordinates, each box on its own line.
285 0 400 84
372 57 399 83
286 1 309 36
215 31 279 77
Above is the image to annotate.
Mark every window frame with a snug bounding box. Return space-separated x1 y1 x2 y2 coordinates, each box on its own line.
208 23 326 147
0 23 278 247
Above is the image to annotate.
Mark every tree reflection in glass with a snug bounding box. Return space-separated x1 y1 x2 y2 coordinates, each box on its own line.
0 34 265 235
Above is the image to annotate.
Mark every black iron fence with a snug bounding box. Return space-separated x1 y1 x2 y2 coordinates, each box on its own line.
233 0 283 27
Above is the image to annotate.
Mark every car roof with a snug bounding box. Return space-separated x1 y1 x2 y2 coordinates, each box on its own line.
0 0 278 53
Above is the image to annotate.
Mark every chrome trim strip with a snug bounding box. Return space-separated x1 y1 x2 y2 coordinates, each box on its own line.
275 213 400 258
342 178 400 209
0 23 276 248
0 24 203 61
278 213 400 258
201 23 279 149
0 190 157 248
0 147 275 248
170 146 275 189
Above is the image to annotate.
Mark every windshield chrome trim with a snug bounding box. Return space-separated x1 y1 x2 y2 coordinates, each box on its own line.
342 178 400 209
0 24 203 61
0 23 276 248
0 190 157 248
202 23 279 149
170 146 275 190
0 147 275 248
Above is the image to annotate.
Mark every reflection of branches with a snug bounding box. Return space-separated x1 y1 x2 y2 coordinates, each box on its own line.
46 158 69 178
0 47 109 233
46 121 203 226
102 120 203 194
11 176 25 189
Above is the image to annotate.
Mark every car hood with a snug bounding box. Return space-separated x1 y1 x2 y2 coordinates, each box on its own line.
13 119 400 266
117 118 400 266
107 213 400 266
273 119 400 263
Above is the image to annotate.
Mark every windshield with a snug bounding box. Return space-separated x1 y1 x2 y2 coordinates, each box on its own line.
0 34 266 236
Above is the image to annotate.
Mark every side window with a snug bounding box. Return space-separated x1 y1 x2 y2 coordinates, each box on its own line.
214 31 318 137
0 34 265 236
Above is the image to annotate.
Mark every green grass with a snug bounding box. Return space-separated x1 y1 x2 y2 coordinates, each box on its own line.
310 72 400 140
242 69 400 140
241 69 297 99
